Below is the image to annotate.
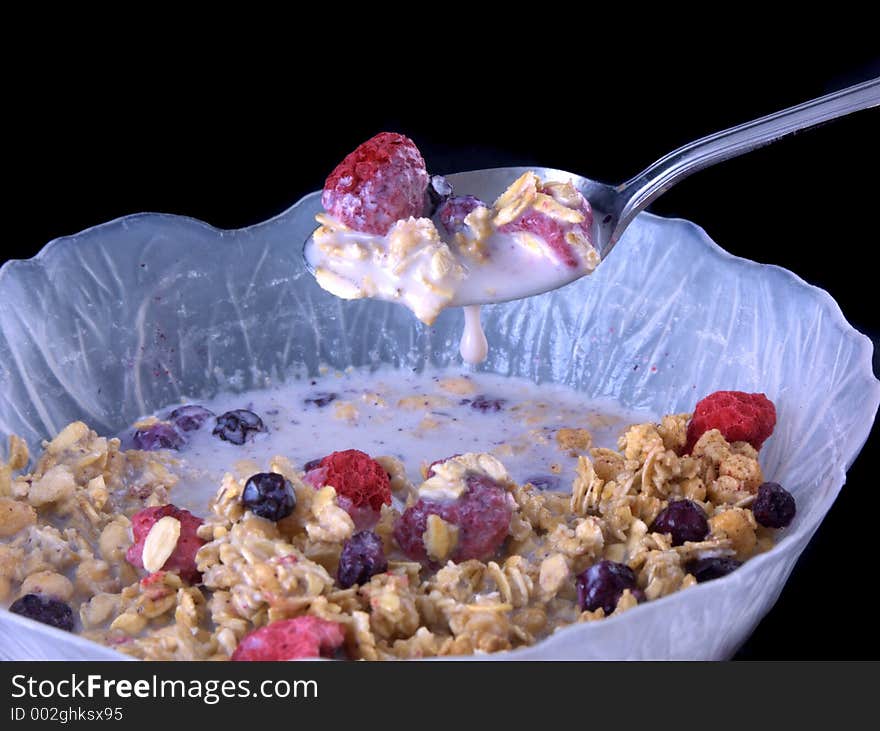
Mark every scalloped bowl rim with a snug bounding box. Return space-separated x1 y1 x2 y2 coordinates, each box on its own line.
1 189 878 660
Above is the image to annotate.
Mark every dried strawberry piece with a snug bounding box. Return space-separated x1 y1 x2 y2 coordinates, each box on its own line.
684 391 777 454
321 132 429 235
304 449 391 514
231 616 345 661
393 474 513 562
498 183 593 268
125 504 206 584
139 571 167 588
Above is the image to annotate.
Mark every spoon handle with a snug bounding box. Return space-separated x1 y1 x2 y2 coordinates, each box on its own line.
612 76 880 244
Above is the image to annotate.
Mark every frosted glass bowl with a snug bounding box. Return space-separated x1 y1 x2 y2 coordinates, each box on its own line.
1 185 877 660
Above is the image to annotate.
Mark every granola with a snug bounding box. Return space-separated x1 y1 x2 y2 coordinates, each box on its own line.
0 370 794 661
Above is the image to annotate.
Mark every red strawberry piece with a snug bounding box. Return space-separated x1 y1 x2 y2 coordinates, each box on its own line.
305 449 392 515
321 132 429 235
231 616 345 661
125 504 206 584
499 184 593 268
393 474 513 562
139 571 167 588
684 391 777 454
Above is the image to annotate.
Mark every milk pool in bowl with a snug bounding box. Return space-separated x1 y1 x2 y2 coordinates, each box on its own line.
127 365 655 516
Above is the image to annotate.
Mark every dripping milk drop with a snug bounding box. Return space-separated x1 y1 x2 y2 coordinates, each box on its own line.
459 306 489 364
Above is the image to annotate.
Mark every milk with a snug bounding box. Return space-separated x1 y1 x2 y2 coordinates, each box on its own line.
143 366 654 516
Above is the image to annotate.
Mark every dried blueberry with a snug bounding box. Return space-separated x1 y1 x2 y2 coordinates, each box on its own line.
132 422 184 451
242 472 296 521
686 557 742 583
752 482 796 528
9 594 74 632
576 560 638 614
425 175 454 216
438 195 487 235
303 458 323 472
524 475 561 491
168 405 215 432
212 409 264 445
462 395 506 413
650 499 709 546
337 531 388 589
303 392 338 408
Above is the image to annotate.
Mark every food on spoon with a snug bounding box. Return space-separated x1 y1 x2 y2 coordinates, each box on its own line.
495 174 594 268
321 132 430 235
308 133 600 328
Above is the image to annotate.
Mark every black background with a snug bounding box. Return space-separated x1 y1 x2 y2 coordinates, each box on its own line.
5 46 879 659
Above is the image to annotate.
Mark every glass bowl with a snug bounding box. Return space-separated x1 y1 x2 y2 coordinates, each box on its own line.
1 186 877 660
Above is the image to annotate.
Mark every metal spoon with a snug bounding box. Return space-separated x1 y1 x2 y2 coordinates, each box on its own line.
304 77 879 307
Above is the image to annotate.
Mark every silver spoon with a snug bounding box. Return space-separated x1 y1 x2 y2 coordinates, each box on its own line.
304 77 879 307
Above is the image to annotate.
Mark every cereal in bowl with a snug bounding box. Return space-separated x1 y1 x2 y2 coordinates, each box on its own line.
0 370 794 661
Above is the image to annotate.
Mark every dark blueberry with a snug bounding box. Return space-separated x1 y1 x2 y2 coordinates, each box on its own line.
524 475 561 491
303 458 323 472
212 409 264 445
438 195 487 235
463 394 507 413
752 482 796 528
576 560 638 614
424 174 454 216
337 531 388 589
132 422 184 451
650 500 709 546
303 392 338 408
9 594 74 632
685 557 743 583
242 472 297 521
168 405 215 432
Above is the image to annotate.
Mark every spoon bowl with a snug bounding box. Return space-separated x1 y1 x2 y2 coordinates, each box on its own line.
442 166 617 306
304 78 880 308
301 166 617 308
